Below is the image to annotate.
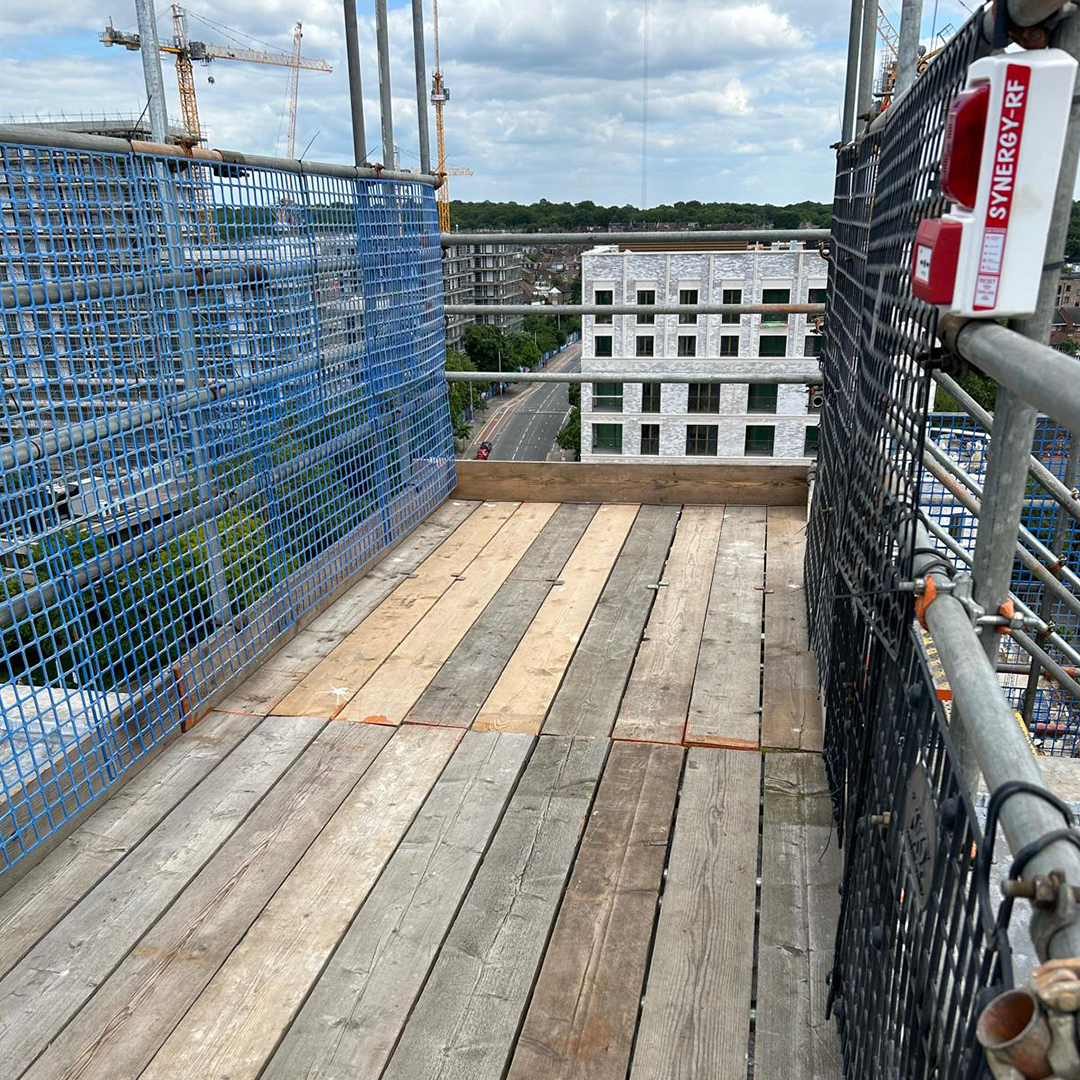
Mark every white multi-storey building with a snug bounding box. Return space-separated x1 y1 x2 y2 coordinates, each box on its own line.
579 243 826 462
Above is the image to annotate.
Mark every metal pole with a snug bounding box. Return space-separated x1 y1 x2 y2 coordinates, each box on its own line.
961 8 1080 781
411 0 432 174
894 0 924 98
445 302 825 317
444 370 823 385
856 0 878 131
133 0 169 143
910 522 1080 960
441 228 830 246
374 0 395 167
1022 434 1080 721
842 0 864 142
342 0 367 165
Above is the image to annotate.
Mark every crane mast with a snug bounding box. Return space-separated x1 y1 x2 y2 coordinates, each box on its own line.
286 22 303 158
171 5 201 143
431 0 452 231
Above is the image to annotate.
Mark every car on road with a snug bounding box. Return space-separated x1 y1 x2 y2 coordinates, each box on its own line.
476 441 492 460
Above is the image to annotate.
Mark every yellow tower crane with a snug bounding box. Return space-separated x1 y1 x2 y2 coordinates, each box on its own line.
429 0 474 230
101 9 331 148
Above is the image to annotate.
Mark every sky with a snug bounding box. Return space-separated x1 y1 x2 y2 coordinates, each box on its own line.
1 0 978 208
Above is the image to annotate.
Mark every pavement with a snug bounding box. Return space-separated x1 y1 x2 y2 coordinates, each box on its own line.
460 342 581 462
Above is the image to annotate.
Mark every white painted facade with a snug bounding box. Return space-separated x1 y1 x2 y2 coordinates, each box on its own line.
579 245 826 463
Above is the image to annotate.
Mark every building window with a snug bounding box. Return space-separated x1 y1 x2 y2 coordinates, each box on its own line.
688 383 721 413
759 335 786 357
636 335 655 357
761 287 791 327
593 423 623 454
804 425 820 457
641 423 660 455
747 383 778 414
593 382 623 412
686 424 718 456
722 287 742 324
637 289 656 325
679 287 698 324
808 287 828 306
745 425 776 457
641 382 662 413
677 335 697 357
720 335 739 357
804 334 822 357
595 335 613 357
595 288 613 325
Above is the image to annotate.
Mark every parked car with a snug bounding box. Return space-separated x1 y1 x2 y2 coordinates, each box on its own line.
476 441 492 460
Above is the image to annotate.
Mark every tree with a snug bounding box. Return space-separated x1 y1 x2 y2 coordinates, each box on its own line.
445 350 480 438
933 371 998 412
556 406 581 459
522 314 559 354
1057 339 1079 356
506 331 541 370
462 323 507 372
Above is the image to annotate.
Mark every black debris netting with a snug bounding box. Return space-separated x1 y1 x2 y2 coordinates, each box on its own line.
805 13 1013 1078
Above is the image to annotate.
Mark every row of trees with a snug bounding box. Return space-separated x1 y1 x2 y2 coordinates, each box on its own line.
448 198 833 233
445 314 579 438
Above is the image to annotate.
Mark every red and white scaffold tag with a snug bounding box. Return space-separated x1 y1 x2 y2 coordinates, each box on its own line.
910 50 1076 318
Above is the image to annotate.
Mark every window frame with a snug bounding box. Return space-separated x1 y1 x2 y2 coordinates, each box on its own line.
685 423 719 456
592 423 624 454
688 383 721 414
804 425 820 457
637 288 656 326
758 334 787 358
636 335 655 358
641 382 662 413
747 383 778 415
594 335 614 357
678 287 699 325
744 424 776 457
592 381 624 413
677 334 697 358
640 423 661 456
594 288 614 325
721 287 743 325
719 334 740 357
761 287 791 327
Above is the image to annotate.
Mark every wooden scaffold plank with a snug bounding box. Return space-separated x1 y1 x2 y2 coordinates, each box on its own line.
543 505 679 738
22 723 392 1080
138 724 461 1080
0 715 324 1080
407 504 597 728
380 735 610 1080
274 502 518 718
472 505 639 735
762 506 823 751
507 741 683 1080
263 731 532 1080
685 505 767 749
613 506 725 745
339 503 558 725
629 747 760 1080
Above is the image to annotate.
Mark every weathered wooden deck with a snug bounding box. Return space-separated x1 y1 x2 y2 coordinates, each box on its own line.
0 499 841 1080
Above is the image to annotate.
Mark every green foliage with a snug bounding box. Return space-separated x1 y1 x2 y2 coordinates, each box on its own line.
462 324 507 372
556 406 581 459
506 332 541 370
568 382 581 409
448 198 833 232
1057 340 1079 356
1068 202 1080 261
445 350 481 438
933 371 998 412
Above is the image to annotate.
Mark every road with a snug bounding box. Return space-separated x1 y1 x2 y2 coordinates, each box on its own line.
463 342 580 462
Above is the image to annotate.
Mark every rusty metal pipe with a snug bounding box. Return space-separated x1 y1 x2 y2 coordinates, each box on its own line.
977 988 1052 1079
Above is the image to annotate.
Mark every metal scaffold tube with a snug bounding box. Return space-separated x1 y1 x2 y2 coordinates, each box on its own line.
842 0 864 142
343 0 367 165
909 520 1080 959
374 0 395 165
444 302 825 316
444 371 823 385
441 228 830 245
894 0 924 97
856 0 878 129
411 0 432 174
133 0 169 143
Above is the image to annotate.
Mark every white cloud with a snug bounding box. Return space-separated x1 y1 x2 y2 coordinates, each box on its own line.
0 0 971 207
